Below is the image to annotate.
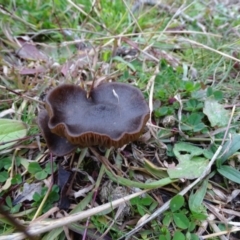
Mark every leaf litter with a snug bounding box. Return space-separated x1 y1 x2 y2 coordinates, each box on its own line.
0 1 240 240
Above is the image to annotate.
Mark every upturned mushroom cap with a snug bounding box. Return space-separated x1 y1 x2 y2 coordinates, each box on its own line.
45 82 149 148
38 110 78 156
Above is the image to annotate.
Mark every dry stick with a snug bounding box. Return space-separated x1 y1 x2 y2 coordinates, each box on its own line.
0 134 40 146
122 0 142 32
100 204 126 240
67 0 109 32
0 5 36 30
0 85 44 105
0 190 148 240
0 206 37 240
180 38 240 63
156 1 188 41
60 30 220 47
175 93 189 139
201 227 240 239
120 106 236 240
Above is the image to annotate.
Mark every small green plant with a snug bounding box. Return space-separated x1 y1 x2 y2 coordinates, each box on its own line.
130 195 158 216
154 61 201 103
216 134 240 184
181 112 207 134
160 195 206 240
0 157 22 185
32 185 59 213
206 87 223 101
28 162 57 180
3 196 21 214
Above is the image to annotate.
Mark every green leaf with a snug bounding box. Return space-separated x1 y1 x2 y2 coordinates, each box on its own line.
184 99 203 112
159 227 171 240
181 113 206 132
213 91 223 101
0 158 12 170
172 231 185 240
35 170 48 180
71 192 93 214
112 56 136 71
0 119 28 150
140 196 153 206
144 159 168 178
11 174 22 185
173 212 190 229
189 180 207 216
159 236 169 240
163 213 172 226
190 233 199 240
11 203 21 214
0 171 8 183
131 196 153 212
187 113 203 125
28 162 42 174
217 134 240 166
206 87 213 97
167 142 209 179
203 99 229 127
106 170 174 189
5 196 12 208
217 165 240 184
191 212 208 221
149 201 158 212
188 222 196 232
32 192 41 202
45 162 57 174
137 205 146 216
170 195 185 212
41 227 63 240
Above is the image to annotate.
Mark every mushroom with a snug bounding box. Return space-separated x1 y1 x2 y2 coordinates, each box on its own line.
38 82 149 156
38 110 78 156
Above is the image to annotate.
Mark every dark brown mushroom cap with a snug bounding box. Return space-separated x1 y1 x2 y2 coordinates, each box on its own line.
45 82 150 148
38 110 78 156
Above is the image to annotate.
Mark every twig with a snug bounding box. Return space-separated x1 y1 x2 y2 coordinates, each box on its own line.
175 93 189 139
0 190 148 240
0 134 40 146
201 227 240 239
179 38 240 63
59 30 221 47
0 5 36 30
0 85 44 105
0 206 38 240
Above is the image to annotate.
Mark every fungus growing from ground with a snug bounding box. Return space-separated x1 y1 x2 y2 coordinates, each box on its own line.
38 82 149 156
38 110 78 156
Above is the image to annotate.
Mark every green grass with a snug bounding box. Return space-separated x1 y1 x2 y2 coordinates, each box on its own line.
0 0 240 239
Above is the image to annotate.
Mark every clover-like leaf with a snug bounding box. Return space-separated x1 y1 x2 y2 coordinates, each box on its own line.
167 142 209 179
203 99 229 127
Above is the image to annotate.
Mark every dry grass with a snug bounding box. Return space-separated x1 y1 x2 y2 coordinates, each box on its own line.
0 0 240 239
